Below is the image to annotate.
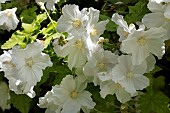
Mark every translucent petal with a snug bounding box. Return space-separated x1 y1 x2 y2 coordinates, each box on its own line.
142 13 165 28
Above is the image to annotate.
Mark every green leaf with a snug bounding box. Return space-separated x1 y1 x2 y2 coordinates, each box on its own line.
53 65 71 85
0 72 4 82
20 6 37 24
124 1 149 24
99 14 117 32
87 84 116 113
1 31 26 49
153 76 165 90
8 92 32 113
41 21 57 35
145 65 163 92
44 32 64 48
139 91 170 113
36 12 47 23
22 23 36 34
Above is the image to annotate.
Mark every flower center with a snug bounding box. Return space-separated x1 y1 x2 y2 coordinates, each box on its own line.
112 83 121 90
72 19 81 28
71 90 78 99
75 40 83 49
90 28 98 36
123 31 129 38
6 12 12 17
138 37 146 46
25 58 33 67
98 63 105 69
126 71 134 78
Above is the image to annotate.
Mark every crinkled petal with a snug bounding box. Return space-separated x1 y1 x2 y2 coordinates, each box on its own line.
77 91 95 109
61 98 81 113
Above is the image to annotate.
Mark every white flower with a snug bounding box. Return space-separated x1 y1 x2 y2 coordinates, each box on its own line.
57 4 87 35
121 27 166 65
112 55 149 95
38 91 62 113
9 42 52 97
8 77 36 98
100 80 132 103
53 33 89 70
0 7 19 31
83 49 118 85
86 7 109 43
151 0 170 3
111 13 136 42
0 81 10 110
39 75 96 113
142 1 170 40
36 0 60 11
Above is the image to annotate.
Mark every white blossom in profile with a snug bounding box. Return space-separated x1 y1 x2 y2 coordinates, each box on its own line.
112 55 149 95
38 90 62 113
0 82 10 111
36 0 60 11
83 49 118 86
38 75 96 113
57 4 87 35
0 7 19 31
0 50 15 79
100 80 132 103
121 27 166 65
111 13 136 42
142 0 170 40
8 42 53 98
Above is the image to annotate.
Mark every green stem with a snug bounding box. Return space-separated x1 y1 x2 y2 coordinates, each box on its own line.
44 7 57 32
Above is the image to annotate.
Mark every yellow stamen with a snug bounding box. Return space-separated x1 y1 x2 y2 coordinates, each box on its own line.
75 40 83 49
71 90 78 99
72 19 81 28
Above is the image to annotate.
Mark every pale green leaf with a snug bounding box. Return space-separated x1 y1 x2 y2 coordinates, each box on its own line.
1 31 26 49
36 12 47 23
22 23 36 33
41 21 57 35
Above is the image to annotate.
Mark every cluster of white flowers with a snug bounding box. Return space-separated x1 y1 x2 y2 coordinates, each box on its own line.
53 4 109 70
48 3 167 106
0 0 169 112
142 0 170 41
0 0 19 31
0 42 52 98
